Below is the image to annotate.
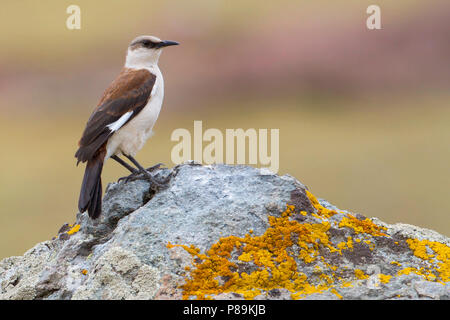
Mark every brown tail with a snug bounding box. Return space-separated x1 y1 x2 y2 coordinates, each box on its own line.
78 154 104 219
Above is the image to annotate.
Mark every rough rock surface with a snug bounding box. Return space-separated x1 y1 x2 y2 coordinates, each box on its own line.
0 162 449 300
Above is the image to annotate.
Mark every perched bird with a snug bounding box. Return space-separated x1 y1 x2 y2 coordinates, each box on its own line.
75 35 179 219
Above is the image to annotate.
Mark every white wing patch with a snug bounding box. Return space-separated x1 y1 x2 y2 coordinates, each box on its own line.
107 111 133 132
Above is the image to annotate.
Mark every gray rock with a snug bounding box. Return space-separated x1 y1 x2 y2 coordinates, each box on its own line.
0 163 448 300
414 280 448 299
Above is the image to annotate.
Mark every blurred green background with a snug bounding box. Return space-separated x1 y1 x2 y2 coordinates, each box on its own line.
0 0 449 259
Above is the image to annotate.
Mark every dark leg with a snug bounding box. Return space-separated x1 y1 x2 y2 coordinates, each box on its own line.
146 163 165 171
123 155 166 187
124 155 150 174
111 155 138 174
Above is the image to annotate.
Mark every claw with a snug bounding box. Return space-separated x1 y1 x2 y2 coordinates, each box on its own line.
118 170 171 189
117 160 171 190
118 172 142 183
144 173 165 188
146 163 165 172
143 170 173 191
117 173 139 183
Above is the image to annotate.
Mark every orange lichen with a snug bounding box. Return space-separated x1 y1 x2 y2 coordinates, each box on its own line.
67 224 80 235
354 269 369 280
330 288 343 299
340 281 354 288
397 267 424 277
346 237 354 250
81 269 88 275
378 274 392 284
166 193 386 300
406 239 434 260
167 203 343 299
403 239 450 282
397 267 437 282
338 215 387 237
337 242 347 251
305 190 337 218
166 190 449 299
337 237 354 254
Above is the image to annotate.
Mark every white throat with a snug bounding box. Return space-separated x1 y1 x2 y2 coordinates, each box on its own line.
125 48 162 69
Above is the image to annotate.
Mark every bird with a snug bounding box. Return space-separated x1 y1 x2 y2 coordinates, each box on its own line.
75 35 179 219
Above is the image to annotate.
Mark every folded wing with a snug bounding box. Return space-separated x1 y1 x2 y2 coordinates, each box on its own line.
75 68 156 163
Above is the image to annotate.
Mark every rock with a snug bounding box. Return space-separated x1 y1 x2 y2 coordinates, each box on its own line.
0 162 449 300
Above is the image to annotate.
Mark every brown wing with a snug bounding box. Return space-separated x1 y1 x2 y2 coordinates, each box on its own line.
75 68 156 164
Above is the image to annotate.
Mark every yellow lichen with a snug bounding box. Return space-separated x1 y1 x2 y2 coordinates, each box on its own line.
396 267 437 282
166 189 450 299
337 237 354 254
167 202 341 299
337 242 347 251
346 237 354 250
305 190 337 218
406 239 434 260
340 281 354 288
67 224 80 235
378 274 392 284
330 288 343 299
397 267 421 277
320 273 333 285
404 239 450 282
354 269 369 280
338 215 387 237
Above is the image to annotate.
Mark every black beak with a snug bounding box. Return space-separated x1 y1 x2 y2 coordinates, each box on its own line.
156 40 179 48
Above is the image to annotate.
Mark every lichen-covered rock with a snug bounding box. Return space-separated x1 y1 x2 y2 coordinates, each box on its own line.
0 162 449 300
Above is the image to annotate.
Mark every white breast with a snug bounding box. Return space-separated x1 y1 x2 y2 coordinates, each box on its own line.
105 66 164 160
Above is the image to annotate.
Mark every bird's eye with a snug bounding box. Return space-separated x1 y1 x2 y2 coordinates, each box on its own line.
142 40 154 48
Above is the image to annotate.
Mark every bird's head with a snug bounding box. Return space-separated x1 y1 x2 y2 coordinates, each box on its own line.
125 35 179 68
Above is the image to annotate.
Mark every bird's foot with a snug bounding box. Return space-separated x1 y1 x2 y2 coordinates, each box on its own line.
117 172 141 184
146 162 165 172
141 170 172 191
118 164 171 190
118 163 165 184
